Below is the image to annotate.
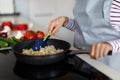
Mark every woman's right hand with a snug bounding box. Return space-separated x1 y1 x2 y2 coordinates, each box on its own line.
47 16 69 35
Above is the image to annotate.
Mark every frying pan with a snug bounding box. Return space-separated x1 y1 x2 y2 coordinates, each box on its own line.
12 39 89 65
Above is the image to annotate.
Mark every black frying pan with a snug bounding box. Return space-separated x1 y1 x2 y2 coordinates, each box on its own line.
12 39 72 65
12 39 91 65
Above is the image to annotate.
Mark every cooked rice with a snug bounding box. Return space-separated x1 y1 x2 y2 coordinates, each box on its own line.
22 45 64 56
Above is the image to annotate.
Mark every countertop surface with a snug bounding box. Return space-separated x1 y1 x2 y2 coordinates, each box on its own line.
0 15 120 80
0 50 110 80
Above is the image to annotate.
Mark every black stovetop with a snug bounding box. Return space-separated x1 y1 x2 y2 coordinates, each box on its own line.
0 50 110 80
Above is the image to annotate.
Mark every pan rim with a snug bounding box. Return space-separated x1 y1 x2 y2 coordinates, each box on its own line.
13 39 71 57
14 50 69 57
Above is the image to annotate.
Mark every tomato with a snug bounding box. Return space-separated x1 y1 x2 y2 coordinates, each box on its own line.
2 21 13 29
17 24 28 30
36 31 45 39
24 30 36 40
24 30 45 40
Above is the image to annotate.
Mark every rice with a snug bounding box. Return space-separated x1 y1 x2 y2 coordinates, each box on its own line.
22 45 64 56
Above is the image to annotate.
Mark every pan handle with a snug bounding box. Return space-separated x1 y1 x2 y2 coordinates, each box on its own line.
68 50 90 55
68 50 112 55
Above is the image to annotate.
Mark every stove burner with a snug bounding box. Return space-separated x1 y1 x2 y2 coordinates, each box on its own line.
13 60 72 80
13 56 110 80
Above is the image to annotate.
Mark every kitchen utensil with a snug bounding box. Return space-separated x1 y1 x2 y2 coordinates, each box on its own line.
12 39 90 65
32 35 51 51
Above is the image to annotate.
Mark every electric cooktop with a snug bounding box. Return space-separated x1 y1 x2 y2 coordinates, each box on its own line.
0 50 110 80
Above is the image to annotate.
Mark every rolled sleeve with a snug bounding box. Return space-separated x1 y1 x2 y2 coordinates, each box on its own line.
64 18 76 31
108 39 120 55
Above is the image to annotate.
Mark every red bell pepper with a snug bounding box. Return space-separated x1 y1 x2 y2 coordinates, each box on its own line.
17 24 28 30
2 21 13 29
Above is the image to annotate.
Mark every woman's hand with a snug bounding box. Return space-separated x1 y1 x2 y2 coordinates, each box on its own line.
47 16 69 35
90 42 112 59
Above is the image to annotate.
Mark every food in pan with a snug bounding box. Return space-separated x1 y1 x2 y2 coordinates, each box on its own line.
22 45 64 56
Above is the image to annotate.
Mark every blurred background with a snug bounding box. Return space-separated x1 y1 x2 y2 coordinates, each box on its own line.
0 0 75 44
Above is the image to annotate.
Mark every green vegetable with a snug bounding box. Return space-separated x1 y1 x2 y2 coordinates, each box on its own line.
11 37 21 43
0 41 8 47
0 37 16 46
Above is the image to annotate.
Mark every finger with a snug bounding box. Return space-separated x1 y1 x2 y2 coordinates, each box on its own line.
99 44 105 58
52 25 61 34
95 43 101 59
91 44 96 59
101 43 111 57
103 47 110 57
48 22 56 35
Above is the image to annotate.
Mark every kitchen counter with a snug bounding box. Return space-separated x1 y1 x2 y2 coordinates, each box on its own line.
0 50 110 80
0 15 120 80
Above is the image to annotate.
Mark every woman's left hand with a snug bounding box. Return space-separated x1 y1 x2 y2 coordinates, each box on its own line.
90 42 112 59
